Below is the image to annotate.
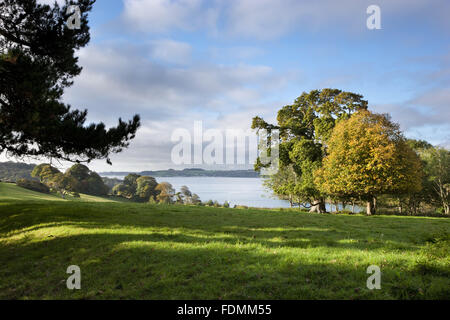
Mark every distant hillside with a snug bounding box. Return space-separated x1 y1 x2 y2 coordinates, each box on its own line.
0 161 36 182
100 168 259 178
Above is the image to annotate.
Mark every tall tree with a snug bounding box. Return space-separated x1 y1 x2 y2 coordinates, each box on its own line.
396 139 436 214
191 193 201 205
47 172 79 195
422 147 450 214
65 163 108 195
135 176 158 202
262 164 297 207
0 0 140 164
155 182 175 204
252 89 368 212
31 163 60 182
112 183 134 199
180 185 192 204
123 173 140 191
315 111 423 215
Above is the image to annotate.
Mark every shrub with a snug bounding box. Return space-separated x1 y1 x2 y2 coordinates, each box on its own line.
223 201 230 208
336 210 353 215
16 178 50 194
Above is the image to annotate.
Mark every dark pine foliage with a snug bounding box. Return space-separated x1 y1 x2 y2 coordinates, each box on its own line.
0 0 140 164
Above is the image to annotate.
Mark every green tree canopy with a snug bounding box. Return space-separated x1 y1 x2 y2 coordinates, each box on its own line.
252 89 368 212
65 164 91 181
112 183 134 199
47 172 80 194
124 174 141 189
31 163 60 182
111 174 158 201
63 164 108 195
135 176 158 202
421 147 450 214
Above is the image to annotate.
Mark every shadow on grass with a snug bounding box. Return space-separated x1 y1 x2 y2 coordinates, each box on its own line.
0 230 449 300
1 201 447 252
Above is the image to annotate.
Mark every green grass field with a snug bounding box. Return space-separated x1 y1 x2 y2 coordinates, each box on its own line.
0 182 449 299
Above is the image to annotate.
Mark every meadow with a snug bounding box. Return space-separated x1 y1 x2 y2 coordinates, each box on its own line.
0 182 448 300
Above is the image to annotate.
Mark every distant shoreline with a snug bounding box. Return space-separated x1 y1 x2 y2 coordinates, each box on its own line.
100 168 260 178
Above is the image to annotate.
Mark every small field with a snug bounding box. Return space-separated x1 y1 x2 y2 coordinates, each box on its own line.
0 182 448 299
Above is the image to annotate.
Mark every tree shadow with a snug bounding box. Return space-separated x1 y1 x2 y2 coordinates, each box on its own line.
1 202 448 253
0 231 448 300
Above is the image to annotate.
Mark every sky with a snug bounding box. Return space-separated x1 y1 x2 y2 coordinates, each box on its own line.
3 0 450 172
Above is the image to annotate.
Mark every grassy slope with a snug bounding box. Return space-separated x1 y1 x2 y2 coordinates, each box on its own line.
0 183 449 300
0 182 121 203
0 182 65 202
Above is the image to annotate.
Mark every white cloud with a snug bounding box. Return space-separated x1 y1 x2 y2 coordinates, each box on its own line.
121 0 450 39
58 41 294 171
372 84 450 148
122 0 210 33
149 39 192 64
65 43 283 122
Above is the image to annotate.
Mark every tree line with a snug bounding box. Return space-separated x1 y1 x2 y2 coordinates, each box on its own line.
20 163 205 205
253 89 449 216
30 163 109 197
7 162 232 207
111 173 202 205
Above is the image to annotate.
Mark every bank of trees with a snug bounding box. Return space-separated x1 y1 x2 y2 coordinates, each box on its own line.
31 163 108 196
112 174 201 205
112 174 158 202
254 89 449 216
22 163 204 205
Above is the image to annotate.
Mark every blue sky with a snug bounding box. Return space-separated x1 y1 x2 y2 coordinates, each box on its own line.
13 0 449 171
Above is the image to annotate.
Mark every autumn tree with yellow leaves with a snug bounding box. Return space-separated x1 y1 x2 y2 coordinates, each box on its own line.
315 110 423 215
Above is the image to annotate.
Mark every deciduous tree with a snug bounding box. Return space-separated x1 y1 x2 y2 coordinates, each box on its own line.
252 89 368 212
422 147 450 214
135 176 158 202
315 111 423 215
155 182 175 204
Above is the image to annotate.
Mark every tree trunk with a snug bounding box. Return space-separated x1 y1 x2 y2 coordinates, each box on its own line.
310 199 326 213
351 201 355 214
366 196 376 215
